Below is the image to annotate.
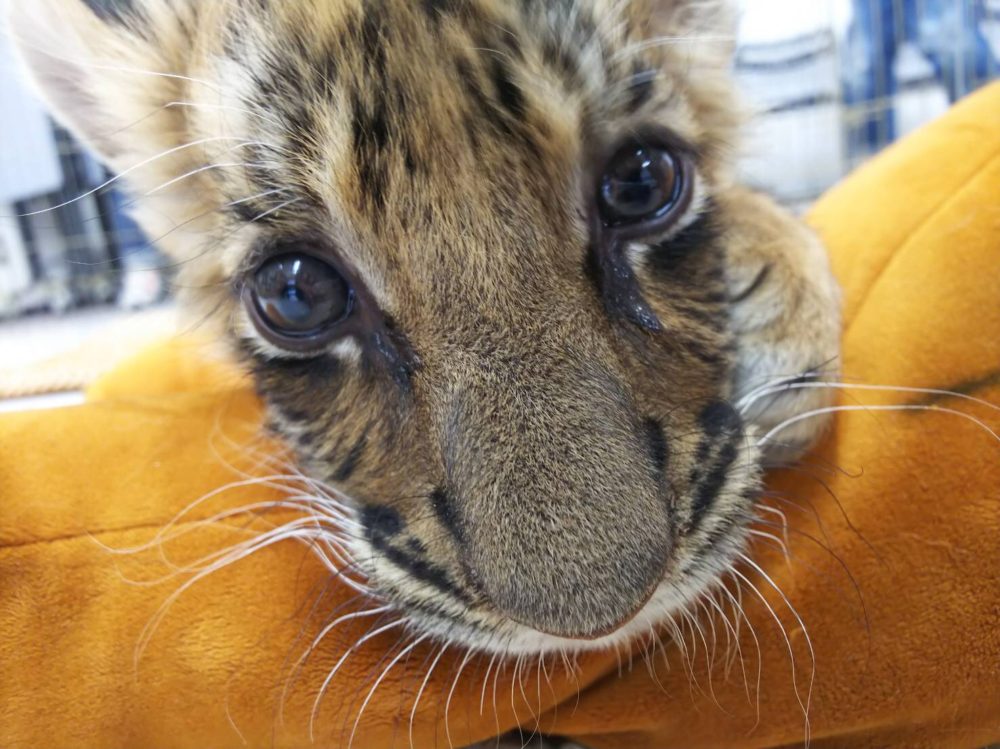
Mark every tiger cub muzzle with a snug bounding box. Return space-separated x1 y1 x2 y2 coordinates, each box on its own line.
434 346 674 639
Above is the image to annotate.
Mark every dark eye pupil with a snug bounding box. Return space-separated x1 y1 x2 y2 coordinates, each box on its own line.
599 144 680 225
252 253 351 336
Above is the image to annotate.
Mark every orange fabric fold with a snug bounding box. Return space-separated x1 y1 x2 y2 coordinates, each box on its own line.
2 83 998 749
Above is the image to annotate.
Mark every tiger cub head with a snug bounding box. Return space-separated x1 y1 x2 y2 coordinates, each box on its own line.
11 0 840 651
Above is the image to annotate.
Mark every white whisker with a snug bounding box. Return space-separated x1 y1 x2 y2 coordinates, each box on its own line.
409 643 450 749
94 474 351 556
759 403 1000 448
248 197 302 223
164 100 287 131
748 529 792 564
734 370 833 405
739 380 1000 416
732 556 814 746
491 651 506 739
17 136 252 217
227 187 290 207
309 618 404 740
719 577 762 721
133 519 337 668
479 651 500 716
444 649 476 749
143 161 249 197
279 604 392 725
702 587 750 701
348 633 429 749
756 504 790 549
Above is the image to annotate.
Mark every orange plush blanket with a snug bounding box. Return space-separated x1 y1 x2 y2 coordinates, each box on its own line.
2 83 998 749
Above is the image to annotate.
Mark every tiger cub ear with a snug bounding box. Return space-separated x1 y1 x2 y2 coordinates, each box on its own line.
7 0 194 166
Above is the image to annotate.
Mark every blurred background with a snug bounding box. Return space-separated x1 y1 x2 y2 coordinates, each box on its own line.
0 0 998 408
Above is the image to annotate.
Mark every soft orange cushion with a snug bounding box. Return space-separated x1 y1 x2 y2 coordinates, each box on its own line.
2 83 998 749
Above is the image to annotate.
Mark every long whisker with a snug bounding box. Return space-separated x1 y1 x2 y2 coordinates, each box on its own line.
756 504 790 549
409 642 451 749
734 367 839 405
309 617 405 740
142 161 254 197
748 529 792 564
702 587 751 703
739 381 1000 415
276 596 384 725
100 99 283 140
283 603 394 722
132 520 351 668
734 554 815 745
92 474 350 555
247 197 302 223
227 187 291 208
720 572 763 725
15 137 255 217
684 605 722 709
163 100 287 131
444 649 477 749
348 633 429 749
759 403 1000 448
695 597 720 685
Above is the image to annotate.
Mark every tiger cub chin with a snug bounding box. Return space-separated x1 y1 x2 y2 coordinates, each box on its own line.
12 0 839 659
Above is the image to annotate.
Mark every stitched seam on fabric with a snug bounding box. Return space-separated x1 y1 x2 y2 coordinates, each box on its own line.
845 147 1000 336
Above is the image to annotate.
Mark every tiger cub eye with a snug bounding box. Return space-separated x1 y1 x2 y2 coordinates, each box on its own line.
251 253 352 338
599 143 683 226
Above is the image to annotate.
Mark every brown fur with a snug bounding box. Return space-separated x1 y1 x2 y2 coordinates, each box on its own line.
11 0 840 651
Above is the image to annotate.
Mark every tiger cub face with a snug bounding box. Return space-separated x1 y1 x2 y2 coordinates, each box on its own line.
12 0 840 652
